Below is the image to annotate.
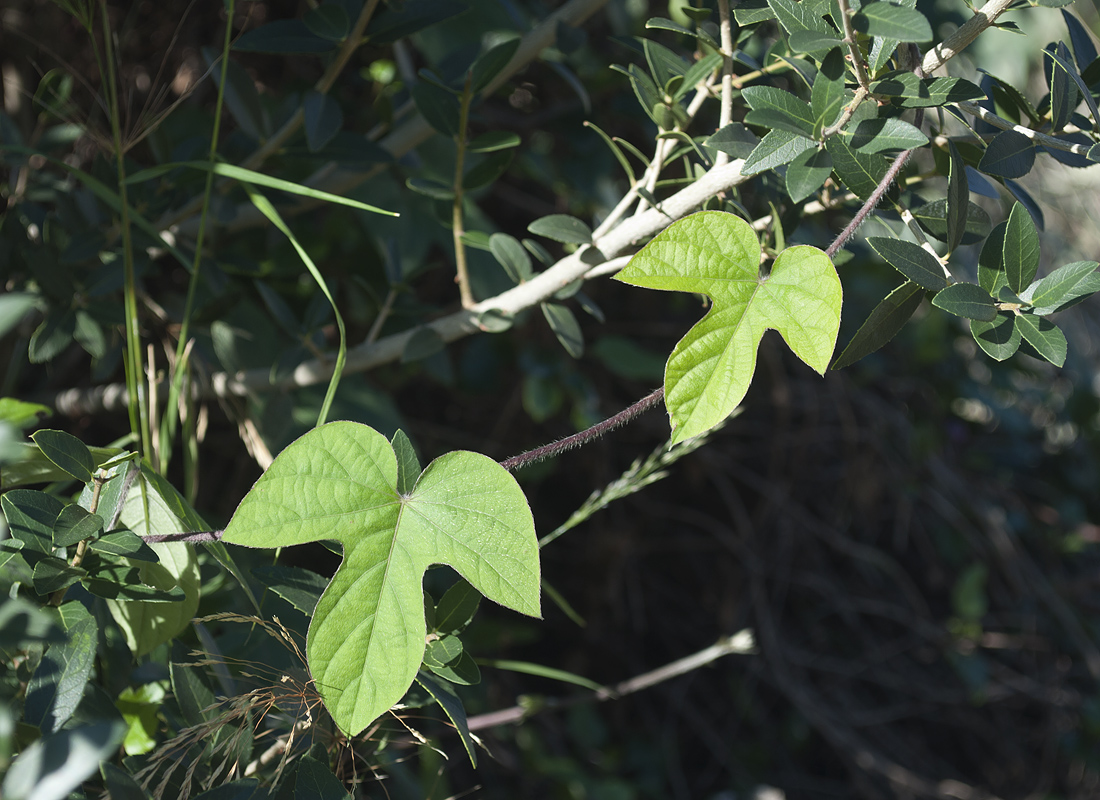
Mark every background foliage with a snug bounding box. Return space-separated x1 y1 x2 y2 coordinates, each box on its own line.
3 0 1100 798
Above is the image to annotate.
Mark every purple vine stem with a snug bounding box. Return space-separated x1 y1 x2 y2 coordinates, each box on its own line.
500 386 666 472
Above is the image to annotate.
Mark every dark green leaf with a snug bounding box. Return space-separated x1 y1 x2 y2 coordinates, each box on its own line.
89 531 158 562
233 20 335 54
981 69 1041 126
852 1 932 42
528 214 593 244
704 123 760 160
675 53 722 101
1015 313 1067 365
832 280 924 369
912 199 990 246
870 72 984 107
100 762 152 800
1046 44 1100 130
1024 260 1099 314
946 140 969 252
1004 180 1044 229
867 238 948 291
785 147 832 202
475 309 513 332
978 130 1036 178
642 38 689 89
470 37 521 94
932 283 997 321
467 131 521 152
32 557 86 595
848 117 928 153
462 151 512 190
52 504 102 547
86 564 187 603
365 0 466 44
743 86 816 137
24 605 96 733
735 0 778 25
434 578 481 635
1063 10 1098 68
29 308 76 364
624 64 663 125
424 633 463 667
542 303 584 358
391 429 422 495
2 490 64 553
170 660 216 728
789 31 843 53
811 49 846 137
428 648 481 685
415 671 477 767
867 0 916 71
1 721 127 800
303 91 343 152
1049 42 1079 131
252 565 329 615
970 313 1021 360
768 0 830 34
304 5 349 41
490 233 534 282
1004 201 1041 293
411 82 459 136
0 597 64 650
293 755 350 800
744 129 816 174
405 178 454 200
825 136 890 199
978 221 1008 295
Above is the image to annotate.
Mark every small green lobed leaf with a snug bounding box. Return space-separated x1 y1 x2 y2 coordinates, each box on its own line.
222 421 540 736
615 211 841 443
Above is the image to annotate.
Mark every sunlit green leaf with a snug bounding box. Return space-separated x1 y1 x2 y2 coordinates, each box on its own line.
867 238 948 291
222 422 540 736
615 211 841 443
1015 313 1067 365
932 283 997 321
978 130 1036 178
1004 202 1041 293
852 1 932 42
832 280 924 369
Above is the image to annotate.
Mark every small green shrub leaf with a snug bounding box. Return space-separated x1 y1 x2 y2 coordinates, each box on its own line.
303 91 344 152
1015 313 1067 365
978 130 1036 178
971 313 1022 360
468 131 522 153
743 86 816 138
304 5 349 41
870 72 984 107
615 211 841 443
252 565 329 616
810 49 846 136
24 602 96 734
932 283 997 321
490 233 533 282
852 1 932 42
542 303 584 358
848 117 929 153
52 504 102 547
470 38 521 94
416 671 478 766
1 721 127 800
1004 202 1041 293
1023 260 1100 313
785 147 832 202
826 137 891 200
528 214 593 244
744 129 816 174
31 429 94 484
832 280 925 369
222 421 540 736
913 199 990 246
233 20 336 54
867 238 948 291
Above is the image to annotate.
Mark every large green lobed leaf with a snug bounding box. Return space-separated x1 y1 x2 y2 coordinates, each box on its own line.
222 422 540 735
615 211 841 443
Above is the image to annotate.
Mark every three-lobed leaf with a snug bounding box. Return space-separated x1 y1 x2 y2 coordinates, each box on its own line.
615 211 841 443
222 421 540 735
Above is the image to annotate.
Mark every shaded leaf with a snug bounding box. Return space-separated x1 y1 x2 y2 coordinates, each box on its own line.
23 603 96 734
470 38 521 94
946 140 969 252
365 0 466 44
293 755 351 800
978 130 1036 178
401 327 445 363
415 671 478 767
392 429 422 495
234 20 335 54
704 123 760 160
832 280 924 369
912 199 990 246
462 150 513 190
29 430 94 486
1 721 127 800
785 147 832 202
252 565 329 615
977 221 1008 295
528 214 593 244
932 283 997 321
542 303 584 358
867 238 947 291
467 131 521 153
615 211 841 443
303 91 343 152
490 233 533 282
971 313 1021 360
810 48 846 137
870 72 984 107
1004 201 1041 293
1015 313 1067 366
411 82 459 137
304 5 349 40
